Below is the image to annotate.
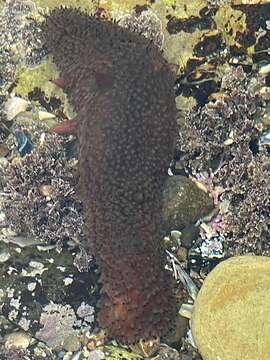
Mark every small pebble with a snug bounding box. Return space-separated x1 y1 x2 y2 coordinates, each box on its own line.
4 96 29 121
29 261 44 270
27 282 37 291
38 110 56 120
0 250 11 263
0 145 9 157
63 333 81 352
63 277 74 286
0 157 9 167
0 212 6 224
4 331 32 349
179 303 193 319
39 184 55 198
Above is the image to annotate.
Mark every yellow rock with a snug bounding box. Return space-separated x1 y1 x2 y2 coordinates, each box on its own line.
191 256 270 360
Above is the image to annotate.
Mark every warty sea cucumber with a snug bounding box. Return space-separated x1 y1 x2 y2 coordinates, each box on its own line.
42 7 177 343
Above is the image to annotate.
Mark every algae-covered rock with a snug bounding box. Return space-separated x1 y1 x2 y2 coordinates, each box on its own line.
35 0 96 12
163 29 209 73
15 56 57 96
162 176 213 233
150 0 209 74
191 256 270 360
213 5 246 48
15 56 75 119
99 0 148 15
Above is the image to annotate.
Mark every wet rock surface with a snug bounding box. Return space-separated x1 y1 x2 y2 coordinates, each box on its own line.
162 176 214 233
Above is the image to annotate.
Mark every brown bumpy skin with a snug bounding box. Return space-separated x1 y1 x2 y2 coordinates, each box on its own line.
42 7 177 343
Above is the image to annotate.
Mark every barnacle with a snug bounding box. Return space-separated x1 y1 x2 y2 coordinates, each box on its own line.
42 7 177 343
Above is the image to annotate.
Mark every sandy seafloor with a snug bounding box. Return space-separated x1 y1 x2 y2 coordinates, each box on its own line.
0 0 269 359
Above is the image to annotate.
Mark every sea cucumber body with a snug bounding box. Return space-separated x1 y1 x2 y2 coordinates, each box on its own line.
43 7 177 343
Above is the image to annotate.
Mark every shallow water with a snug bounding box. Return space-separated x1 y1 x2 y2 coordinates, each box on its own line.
0 1 269 359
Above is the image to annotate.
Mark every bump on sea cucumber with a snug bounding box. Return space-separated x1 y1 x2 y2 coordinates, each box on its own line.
42 6 177 343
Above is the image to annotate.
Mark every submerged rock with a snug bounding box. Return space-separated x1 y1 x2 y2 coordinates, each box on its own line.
0 238 97 352
162 176 214 233
191 255 270 360
4 96 30 121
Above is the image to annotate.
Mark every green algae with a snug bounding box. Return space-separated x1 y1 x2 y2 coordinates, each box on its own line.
99 0 149 15
99 0 208 19
15 56 58 97
151 0 208 20
175 95 197 113
213 5 247 48
163 29 209 73
149 0 213 74
35 0 97 13
15 56 75 119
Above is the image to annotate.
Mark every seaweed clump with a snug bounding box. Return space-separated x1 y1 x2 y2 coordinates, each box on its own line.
178 66 262 171
178 65 270 256
0 134 84 247
0 347 29 360
42 7 177 343
220 148 270 256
